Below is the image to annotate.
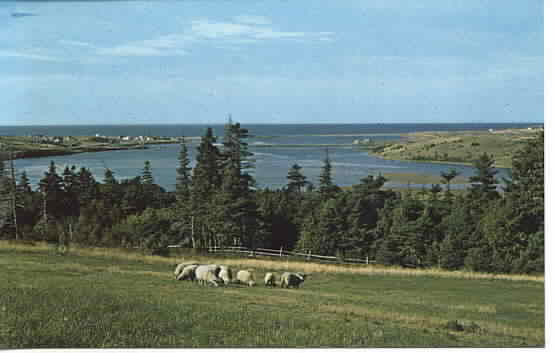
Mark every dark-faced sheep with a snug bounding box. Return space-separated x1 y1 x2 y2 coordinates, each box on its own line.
280 272 307 288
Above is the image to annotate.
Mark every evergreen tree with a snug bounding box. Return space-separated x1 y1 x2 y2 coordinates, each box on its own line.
216 119 258 248
440 168 460 199
62 165 80 219
469 152 499 201
77 167 98 207
191 128 222 248
38 161 65 221
318 149 340 199
176 143 192 203
103 168 117 185
142 160 154 185
286 163 308 194
17 171 32 194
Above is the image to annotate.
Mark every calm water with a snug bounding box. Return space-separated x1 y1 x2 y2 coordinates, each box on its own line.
7 123 535 191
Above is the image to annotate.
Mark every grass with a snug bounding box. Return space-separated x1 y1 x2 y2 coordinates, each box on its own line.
368 128 542 168
0 241 544 348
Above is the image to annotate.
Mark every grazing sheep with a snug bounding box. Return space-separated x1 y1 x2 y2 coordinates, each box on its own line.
264 272 276 287
218 265 233 285
194 265 222 287
236 270 256 287
176 264 200 281
280 272 307 288
174 262 198 279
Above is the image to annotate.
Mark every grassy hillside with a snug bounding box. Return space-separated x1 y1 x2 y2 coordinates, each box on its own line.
369 128 542 168
0 242 544 348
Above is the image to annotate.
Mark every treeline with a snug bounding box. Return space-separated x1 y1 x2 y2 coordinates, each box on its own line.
0 123 544 274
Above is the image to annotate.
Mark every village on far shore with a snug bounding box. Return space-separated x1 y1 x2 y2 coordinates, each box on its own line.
0 133 196 159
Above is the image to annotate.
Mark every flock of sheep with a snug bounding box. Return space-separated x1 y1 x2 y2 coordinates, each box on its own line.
173 263 308 289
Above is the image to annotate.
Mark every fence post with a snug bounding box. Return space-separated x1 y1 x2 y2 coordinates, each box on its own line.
280 246 283 257
366 256 369 265
308 250 311 261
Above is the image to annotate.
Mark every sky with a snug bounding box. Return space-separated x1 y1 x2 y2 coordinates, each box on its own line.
0 0 544 125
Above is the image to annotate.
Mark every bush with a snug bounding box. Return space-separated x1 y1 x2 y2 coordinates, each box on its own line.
464 246 493 273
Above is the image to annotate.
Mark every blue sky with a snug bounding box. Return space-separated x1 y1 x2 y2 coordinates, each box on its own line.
0 0 544 125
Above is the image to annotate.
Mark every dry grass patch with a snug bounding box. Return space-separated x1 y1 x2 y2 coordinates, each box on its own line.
1 241 543 283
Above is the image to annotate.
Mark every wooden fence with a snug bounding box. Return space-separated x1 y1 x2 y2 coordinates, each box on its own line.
168 244 375 265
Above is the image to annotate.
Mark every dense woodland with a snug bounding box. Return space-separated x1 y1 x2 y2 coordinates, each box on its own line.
0 122 544 274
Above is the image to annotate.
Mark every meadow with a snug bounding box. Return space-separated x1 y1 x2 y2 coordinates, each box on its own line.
370 128 541 168
0 241 544 348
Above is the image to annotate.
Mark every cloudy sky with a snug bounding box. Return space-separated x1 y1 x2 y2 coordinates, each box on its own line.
0 0 544 125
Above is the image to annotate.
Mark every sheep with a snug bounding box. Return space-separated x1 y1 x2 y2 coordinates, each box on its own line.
194 264 223 287
174 262 198 279
236 270 256 287
218 265 233 285
264 272 276 287
280 272 307 288
176 264 200 281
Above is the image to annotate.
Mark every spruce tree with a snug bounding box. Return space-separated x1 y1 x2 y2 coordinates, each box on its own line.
77 167 98 207
216 119 258 248
38 161 64 221
440 168 460 199
469 152 499 200
286 163 308 194
176 143 192 203
17 171 32 194
103 168 117 185
318 149 340 199
142 160 154 185
191 128 221 247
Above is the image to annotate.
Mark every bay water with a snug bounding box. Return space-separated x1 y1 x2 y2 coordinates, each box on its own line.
4 123 536 191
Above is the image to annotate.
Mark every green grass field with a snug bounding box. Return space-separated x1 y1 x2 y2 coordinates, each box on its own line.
0 242 544 348
369 128 542 168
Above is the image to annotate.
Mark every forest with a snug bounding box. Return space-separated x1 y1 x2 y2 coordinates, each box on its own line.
0 122 544 274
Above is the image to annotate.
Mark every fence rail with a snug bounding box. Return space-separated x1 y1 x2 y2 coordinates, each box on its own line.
169 244 376 265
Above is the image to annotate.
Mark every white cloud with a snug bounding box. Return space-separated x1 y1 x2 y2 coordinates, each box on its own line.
0 50 59 62
190 19 332 41
234 15 272 26
58 40 96 49
96 18 334 57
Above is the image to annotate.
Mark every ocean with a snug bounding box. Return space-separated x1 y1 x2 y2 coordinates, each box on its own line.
4 123 539 191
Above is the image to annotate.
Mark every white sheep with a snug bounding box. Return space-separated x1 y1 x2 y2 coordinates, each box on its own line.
194 264 222 287
280 272 307 288
218 265 233 285
174 262 198 279
236 270 256 287
176 264 199 281
264 272 276 287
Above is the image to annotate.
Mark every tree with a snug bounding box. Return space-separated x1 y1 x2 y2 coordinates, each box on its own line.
77 167 99 207
469 152 499 201
318 149 340 199
440 168 460 198
38 161 65 221
215 119 258 248
191 128 222 248
17 171 32 194
286 163 308 194
103 168 117 185
142 160 154 185
176 143 192 203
